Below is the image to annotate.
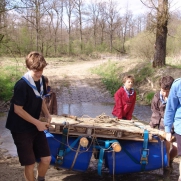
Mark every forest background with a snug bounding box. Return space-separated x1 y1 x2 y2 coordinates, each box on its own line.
1 0 181 104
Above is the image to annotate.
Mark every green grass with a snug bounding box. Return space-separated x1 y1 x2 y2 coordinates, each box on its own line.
0 65 25 101
91 59 155 104
145 92 155 104
167 64 181 69
91 60 122 95
166 56 181 67
133 64 154 85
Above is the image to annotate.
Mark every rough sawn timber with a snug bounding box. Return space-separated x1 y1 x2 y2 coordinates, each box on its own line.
47 114 167 142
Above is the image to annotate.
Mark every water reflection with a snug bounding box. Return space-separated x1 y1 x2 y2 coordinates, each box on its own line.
134 104 151 123
0 113 17 156
58 102 114 117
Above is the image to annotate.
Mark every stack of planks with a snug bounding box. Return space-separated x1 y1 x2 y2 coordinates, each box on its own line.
47 114 168 142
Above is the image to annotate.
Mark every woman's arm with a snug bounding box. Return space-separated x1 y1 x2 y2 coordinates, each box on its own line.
164 83 178 133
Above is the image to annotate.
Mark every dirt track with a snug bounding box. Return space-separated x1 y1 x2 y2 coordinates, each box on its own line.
0 58 180 181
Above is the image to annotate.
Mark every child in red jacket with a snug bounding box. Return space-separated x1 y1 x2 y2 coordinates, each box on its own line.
112 75 136 120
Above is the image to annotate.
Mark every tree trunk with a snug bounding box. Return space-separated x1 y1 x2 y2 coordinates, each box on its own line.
153 0 168 68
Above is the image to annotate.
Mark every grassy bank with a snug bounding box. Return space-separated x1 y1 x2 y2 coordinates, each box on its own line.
91 56 181 105
0 61 26 101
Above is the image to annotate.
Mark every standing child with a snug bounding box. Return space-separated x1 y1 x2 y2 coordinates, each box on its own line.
6 51 51 181
41 76 57 116
150 76 174 129
150 76 177 177
112 75 136 120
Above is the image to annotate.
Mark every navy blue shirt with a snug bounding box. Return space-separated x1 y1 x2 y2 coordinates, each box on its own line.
6 76 46 133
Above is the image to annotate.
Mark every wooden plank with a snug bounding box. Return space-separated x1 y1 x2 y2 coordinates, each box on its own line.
50 122 145 134
49 126 156 142
48 129 158 142
48 115 163 142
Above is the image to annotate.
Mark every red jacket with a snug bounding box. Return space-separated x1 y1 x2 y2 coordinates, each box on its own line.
112 87 136 120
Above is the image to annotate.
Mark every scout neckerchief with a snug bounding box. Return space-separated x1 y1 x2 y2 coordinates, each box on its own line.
123 86 134 97
22 71 43 99
42 86 52 99
160 91 167 105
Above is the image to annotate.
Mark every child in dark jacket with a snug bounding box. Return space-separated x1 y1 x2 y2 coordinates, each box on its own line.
150 76 174 129
41 76 57 116
150 76 177 177
112 75 136 120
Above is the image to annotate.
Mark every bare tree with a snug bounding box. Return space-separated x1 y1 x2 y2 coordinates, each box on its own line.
0 0 7 42
141 0 169 67
17 0 49 52
98 2 106 46
121 9 133 53
0 0 17 43
103 0 120 53
64 0 76 55
87 0 100 48
74 0 86 52
46 0 64 56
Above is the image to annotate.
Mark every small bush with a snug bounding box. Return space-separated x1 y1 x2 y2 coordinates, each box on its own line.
126 31 155 60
